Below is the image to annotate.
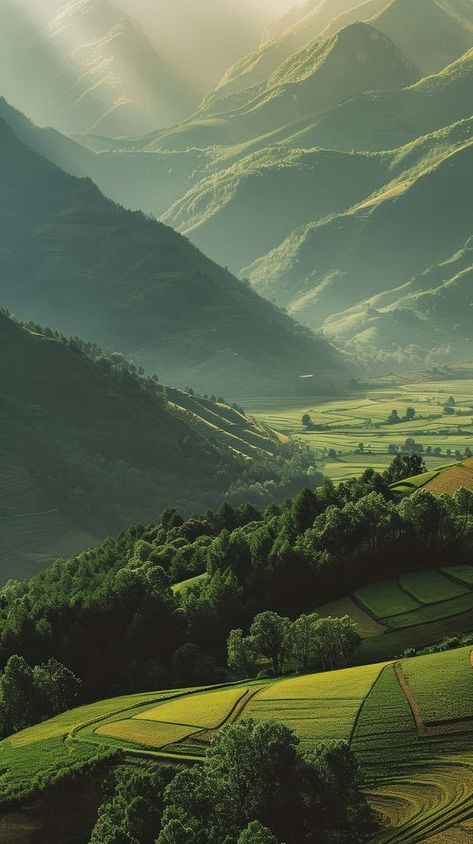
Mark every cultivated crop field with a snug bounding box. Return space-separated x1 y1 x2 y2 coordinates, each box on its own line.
2 647 473 841
244 377 473 481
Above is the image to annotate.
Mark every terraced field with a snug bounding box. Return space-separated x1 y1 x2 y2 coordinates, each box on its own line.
3 648 472 841
245 377 473 481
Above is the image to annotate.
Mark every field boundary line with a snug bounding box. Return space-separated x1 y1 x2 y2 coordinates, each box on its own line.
349 663 392 748
394 662 426 737
441 568 473 592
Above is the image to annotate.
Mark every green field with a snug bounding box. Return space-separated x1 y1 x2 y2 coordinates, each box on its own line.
245 377 473 481
3 648 473 842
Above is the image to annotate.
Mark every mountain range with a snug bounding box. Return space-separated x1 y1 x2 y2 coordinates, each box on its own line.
0 117 347 398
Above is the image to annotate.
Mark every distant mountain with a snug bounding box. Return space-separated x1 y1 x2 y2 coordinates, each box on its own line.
0 312 268 582
0 0 195 136
247 136 473 367
371 0 473 75
287 46 473 153
0 117 348 398
212 0 372 103
163 147 387 274
154 23 419 150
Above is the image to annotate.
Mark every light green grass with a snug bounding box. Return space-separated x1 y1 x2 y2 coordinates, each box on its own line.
96 719 197 749
135 686 248 729
172 574 206 594
245 378 473 481
399 571 469 605
402 647 473 725
256 662 386 701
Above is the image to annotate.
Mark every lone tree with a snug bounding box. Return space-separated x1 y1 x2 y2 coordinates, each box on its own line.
384 453 426 484
302 413 312 428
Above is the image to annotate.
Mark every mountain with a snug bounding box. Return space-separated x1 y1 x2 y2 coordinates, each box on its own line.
322 236 473 368
163 147 387 274
0 117 348 398
287 46 473 153
152 23 420 151
0 0 195 137
0 312 267 582
211 0 374 104
371 0 473 75
247 138 473 367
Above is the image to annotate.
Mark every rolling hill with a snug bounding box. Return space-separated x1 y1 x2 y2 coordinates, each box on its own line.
0 0 195 137
0 117 349 399
0 312 291 582
3 647 473 842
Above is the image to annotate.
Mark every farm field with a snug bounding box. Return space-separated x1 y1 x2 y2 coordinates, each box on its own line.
334 568 473 638
3 648 473 842
244 377 473 481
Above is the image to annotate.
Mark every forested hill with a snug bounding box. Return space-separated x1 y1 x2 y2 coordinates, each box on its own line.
0 461 471 700
0 313 315 583
0 117 348 399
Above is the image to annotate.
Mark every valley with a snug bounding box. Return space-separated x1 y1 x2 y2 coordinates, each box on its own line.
1 0 473 841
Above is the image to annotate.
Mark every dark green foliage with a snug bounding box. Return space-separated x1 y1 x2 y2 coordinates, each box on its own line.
89 766 175 844
0 655 80 739
0 310 322 582
157 719 375 843
384 453 427 484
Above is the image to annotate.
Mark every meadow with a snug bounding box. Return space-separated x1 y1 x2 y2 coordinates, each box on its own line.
245 376 473 480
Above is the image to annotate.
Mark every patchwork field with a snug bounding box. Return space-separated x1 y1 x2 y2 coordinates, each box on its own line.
244 377 473 481
316 567 473 667
3 648 473 842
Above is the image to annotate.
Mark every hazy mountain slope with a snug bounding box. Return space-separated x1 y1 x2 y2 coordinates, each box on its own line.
323 237 473 368
0 118 347 397
248 140 473 330
0 0 195 136
149 24 419 151
285 46 473 152
163 147 388 274
210 0 375 104
0 313 257 582
371 0 473 74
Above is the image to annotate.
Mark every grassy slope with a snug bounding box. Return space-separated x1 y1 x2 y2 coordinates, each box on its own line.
3 648 473 841
0 313 284 583
0 117 347 399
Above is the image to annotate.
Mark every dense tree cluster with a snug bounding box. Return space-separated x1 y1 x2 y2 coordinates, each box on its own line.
88 722 374 843
0 468 471 701
0 655 80 738
156 720 374 844
228 611 359 676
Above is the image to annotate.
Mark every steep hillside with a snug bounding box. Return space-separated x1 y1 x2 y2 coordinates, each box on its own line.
288 46 473 153
153 23 419 151
0 0 195 136
371 0 473 74
163 147 387 274
324 236 473 368
0 313 261 582
0 118 347 398
211 0 377 103
248 140 473 337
